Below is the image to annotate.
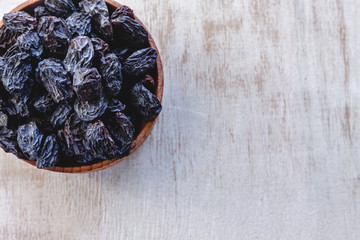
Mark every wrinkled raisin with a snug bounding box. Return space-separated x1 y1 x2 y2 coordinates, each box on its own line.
49 104 72 128
17 30 43 59
66 12 92 37
123 47 157 78
63 36 94 74
3 11 37 33
130 83 161 121
100 53 122 97
111 5 135 20
17 121 44 160
44 0 76 18
36 134 59 168
73 68 103 101
34 6 51 20
74 95 107 121
111 16 148 47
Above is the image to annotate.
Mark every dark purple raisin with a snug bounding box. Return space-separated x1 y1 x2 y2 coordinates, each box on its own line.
0 126 25 158
63 113 88 156
0 111 8 127
37 16 71 58
78 0 109 18
3 11 37 33
111 16 148 47
4 44 21 58
32 94 56 114
100 53 122 97
105 112 134 156
130 83 161 121
73 68 103 101
44 0 76 18
0 26 21 55
91 37 109 64
34 6 51 20
84 120 122 160
78 0 113 42
123 48 157 78
36 134 59 168
63 36 94 74
112 46 131 62
107 98 125 113
111 5 135 20
49 104 72 128
38 58 73 103
2 53 33 96
17 30 43 59
6 91 31 118
74 95 107 121
140 75 155 91
66 12 92 37
17 121 44 160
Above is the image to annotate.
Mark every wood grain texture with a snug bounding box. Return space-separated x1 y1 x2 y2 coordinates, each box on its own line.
0 0 360 239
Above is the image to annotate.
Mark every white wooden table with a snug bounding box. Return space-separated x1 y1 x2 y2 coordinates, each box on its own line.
1 0 360 239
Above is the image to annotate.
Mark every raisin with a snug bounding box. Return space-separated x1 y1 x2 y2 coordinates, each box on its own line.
74 95 107 121
0 26 20 55
66 12 92 37
105 112 134 156
63 36 94 74
130 83 161 121
107 98 125 113
91 37 109 64
73 68 103 101
111 5 135 20
44 0 76 18
49 104 72 128
6 91 31 118
2 53 33 96
38 58 73 103
3 11 37 33
4 44 21 58
0 111 8 127
0 127 25 158
141 75 155 91
78 0 109 18
17 122 44 160
63 113 88 156
36 134 59 168
17 30 43 59
0 57 7 77
32 94 56 114
78 0 113 42
84 120 122 159
100 53 122 97
112 46 131 62
123 48 157 78
111 16 148 47
34 6 51 20
37 16 71 58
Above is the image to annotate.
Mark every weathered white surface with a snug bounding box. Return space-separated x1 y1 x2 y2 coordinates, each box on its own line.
0 0 360 239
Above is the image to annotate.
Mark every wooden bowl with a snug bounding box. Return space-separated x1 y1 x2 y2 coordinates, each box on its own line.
0 0 164 173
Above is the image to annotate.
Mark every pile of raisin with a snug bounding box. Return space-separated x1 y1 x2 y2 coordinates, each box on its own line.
0 0 162 169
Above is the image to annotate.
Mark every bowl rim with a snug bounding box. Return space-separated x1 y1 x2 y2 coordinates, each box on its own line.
0 0 164 173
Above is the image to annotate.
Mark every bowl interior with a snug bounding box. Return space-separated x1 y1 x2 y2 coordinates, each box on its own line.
0 0 164 173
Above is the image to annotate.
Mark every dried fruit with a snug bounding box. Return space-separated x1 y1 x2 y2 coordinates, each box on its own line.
0 26 20 54
17 30 43 59
4 44 21 58
84 120 122 159
34 6 51 20
73 68 103 101
74 95 107 121
37 16 71 57
63 113 88 156
123 48 157 78
17 122 44 160
91 37 109 64
130 83 161 121
36 134 59 168
111 16 148 47
0 127 24 158
3 11 37 33
63 36 94 74
32 94 56 114
38 58 73 103
105 112 134 156
2 53 33 96
100 53 122 97
78 0 109 18
44 0 76 18
66 12 92 37
49 104 72 128
111 5 135 20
